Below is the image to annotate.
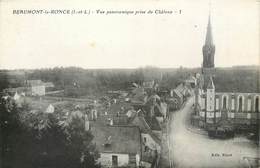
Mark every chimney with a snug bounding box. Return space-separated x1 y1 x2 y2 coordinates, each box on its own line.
110 119 113 126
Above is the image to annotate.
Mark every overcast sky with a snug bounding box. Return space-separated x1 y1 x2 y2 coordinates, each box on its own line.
0 0 259 69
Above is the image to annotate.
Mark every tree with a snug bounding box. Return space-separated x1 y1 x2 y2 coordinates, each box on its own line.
31 113 99 168
0 97 99 168
0 97 36 168
64 117 99 168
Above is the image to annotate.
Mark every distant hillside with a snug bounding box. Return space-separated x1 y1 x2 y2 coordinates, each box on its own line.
0 65 259 95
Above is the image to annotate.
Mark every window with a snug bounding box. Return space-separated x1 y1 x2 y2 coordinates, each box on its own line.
143 137 147 143
144 146 149 152
223 97 227 109
247 99 251 111
216 98 219 110
255 97 259 112
231 99 235 110
112 155 118 166
238 97 243 111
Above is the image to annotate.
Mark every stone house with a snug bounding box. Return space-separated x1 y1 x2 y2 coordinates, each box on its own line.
26 80 45 96
130 111 161 167
92 126 141 168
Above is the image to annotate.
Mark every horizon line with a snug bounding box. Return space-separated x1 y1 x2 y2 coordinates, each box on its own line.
0 64 259 71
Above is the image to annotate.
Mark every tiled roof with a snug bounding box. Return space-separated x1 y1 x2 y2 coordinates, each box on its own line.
43 82 54 88
144 116 161 131
173 89 182 98
131 115 161 145
92 126 141 154
26 80 44 86
107 102 133 115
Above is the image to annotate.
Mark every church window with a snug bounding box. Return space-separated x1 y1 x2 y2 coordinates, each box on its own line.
238 96 243 112
247 99 251 111
255 97 259 112
223 97 227 109
216 98 219 110
231 99 235 110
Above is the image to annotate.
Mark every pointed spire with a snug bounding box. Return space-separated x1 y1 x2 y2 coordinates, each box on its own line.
205 15 214 46
202 12 215 68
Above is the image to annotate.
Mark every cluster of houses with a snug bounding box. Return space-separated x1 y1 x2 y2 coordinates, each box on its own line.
88 80 192 168
3 79 54 97
1 78 192 168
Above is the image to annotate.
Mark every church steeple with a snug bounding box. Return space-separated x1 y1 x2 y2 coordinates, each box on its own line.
205 15 213 46
202 15 215 68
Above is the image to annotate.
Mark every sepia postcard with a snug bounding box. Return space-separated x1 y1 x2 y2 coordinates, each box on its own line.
0 0 259 168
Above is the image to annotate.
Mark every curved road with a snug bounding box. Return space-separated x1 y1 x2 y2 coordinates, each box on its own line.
168 97 259 168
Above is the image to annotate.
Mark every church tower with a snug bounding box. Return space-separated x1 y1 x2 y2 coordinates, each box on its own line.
206 77 215 123
203 15 215 69
202 15 216 90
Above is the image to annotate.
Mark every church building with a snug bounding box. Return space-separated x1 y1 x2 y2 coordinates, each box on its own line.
193 16 260 131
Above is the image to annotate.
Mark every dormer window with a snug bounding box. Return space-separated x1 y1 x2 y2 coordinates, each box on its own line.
104 136 112 148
